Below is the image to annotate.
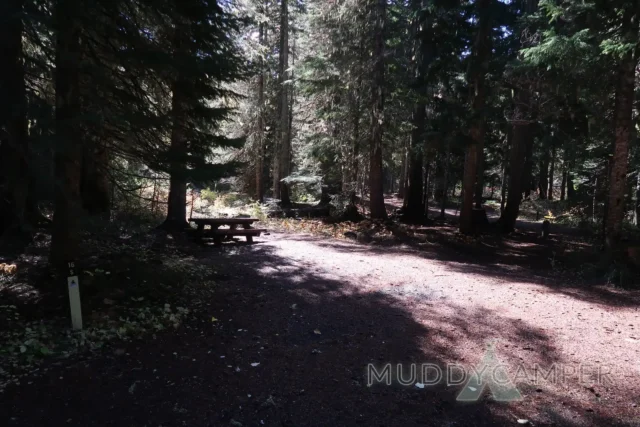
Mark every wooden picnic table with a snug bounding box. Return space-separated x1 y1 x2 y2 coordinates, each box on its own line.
188 217 266 245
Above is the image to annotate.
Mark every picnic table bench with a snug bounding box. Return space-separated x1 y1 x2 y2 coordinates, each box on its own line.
188 217 266 246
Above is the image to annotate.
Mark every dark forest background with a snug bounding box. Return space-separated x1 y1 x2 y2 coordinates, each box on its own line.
3 0 640 272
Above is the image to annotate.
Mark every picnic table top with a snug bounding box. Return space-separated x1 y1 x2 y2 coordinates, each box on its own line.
189 217 259 224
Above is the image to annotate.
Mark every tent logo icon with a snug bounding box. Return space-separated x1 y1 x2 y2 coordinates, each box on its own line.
456 341 522 402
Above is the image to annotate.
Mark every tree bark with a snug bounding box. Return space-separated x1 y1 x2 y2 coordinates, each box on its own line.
538 146 549 200
605 3 639 251
560 163 567 201
474 141 485 208
423 154 431 216
566 169 575 200
498 0 539 232
50 0 83 269
368 0 387 219
402 142 410 207
80 141 111 216
634 171 640 227
500 124 531 232
0 0 30 236
461 143 481 232
405 102 425 218
405 0 435 219
285 27 296 202
161 15 190 231
255 21 266 203
434 152 444 201
162 78 189 230
548 144 556 200
523 133 534 199
592 175 598 223
460 0 491 233
276 0 291 205
500 129 510 214
440 140 450 220
349 89 360 203
398 146 407 199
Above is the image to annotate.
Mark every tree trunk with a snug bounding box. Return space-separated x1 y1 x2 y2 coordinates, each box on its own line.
500 168 507 213
440 140 450 220
566 170 575 200
285 28 296 202
500 129 510 213
151 178 158 215
498 0 540 232
635 171 640 227
605 3 639 251
523 134 534 199
255 21 265 203
424 154 431 216
368 0 387 219
461 145 480 232
277 0 291 205
162 81 189 230
460 0 491 233
500 124 531 232
560 162 567 201
398 146 407 199
0 0 30 236
161 17 190 231
80 141 111 216
592 175 598 223
272 146 280 199
350 92 360 203
341 152 349 194
474 143 485 209
405 0 435 218
548 144 556 200
405 102 425 218
434 153 444 201
50 0 83 269
538 147 549 200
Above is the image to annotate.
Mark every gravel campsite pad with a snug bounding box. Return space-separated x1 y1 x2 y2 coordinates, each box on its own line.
2 230 640 426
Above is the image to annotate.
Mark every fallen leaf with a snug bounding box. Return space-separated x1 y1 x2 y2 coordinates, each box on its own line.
128 381 138 394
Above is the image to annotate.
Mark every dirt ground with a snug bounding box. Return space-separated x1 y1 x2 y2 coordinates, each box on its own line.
2 222 640 426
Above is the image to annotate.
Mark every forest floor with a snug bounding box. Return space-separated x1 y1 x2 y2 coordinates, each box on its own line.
2 198 640 426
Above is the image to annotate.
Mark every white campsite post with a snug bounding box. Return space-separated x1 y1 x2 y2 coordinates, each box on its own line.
66 261 83 330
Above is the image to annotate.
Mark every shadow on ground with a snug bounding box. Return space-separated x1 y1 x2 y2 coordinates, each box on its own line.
2 237 633 426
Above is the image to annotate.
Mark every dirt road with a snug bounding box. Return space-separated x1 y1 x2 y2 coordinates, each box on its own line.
3 231 640 426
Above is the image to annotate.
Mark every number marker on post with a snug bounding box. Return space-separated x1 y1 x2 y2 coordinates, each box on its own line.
67 261 83 330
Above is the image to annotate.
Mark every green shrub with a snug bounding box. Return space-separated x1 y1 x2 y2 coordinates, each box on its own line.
251 203 267 221
200 188 218 204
